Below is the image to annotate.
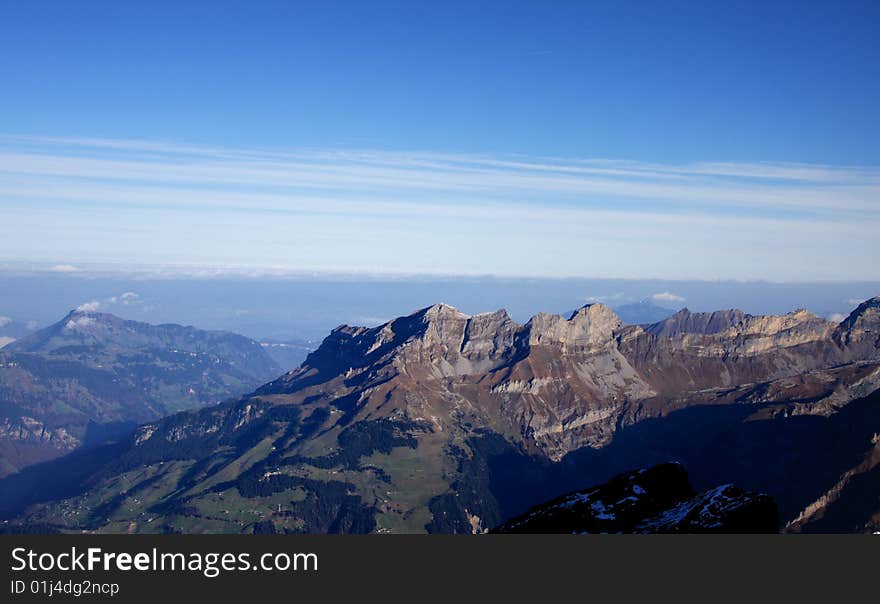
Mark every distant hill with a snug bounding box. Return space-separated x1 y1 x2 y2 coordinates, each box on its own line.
612 299 679 325
259 338 317 372
0 316 37 340
0 310 282 476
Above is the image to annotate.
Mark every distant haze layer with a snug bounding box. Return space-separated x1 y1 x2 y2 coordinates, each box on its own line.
0 272 876 342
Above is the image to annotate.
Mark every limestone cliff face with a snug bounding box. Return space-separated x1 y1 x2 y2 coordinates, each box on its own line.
0 417 78 450
618 308 847 397
524 304 621 347
253 298 879 460
645 308 747 337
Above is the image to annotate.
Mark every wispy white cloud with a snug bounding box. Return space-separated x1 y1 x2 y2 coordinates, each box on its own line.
106 291 141 305
75 292 141 313
0 135 878 281
0 316 12 328
584 293 626 304
652 292 687 305
4 134 879 183
47 264 80 273
76 300 101 312
1 136 879 215
1 151 877 213
65 316 96 331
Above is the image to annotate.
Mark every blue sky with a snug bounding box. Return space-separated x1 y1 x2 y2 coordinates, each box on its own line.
1 1 878 280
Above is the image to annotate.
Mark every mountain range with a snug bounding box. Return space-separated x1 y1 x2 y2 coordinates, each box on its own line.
1 297 878 533
0 310 282 476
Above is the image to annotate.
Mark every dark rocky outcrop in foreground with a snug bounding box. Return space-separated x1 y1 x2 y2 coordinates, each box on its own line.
493 463 779 534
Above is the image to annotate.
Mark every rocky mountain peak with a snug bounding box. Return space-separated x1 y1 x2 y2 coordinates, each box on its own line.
733 308 826 338
60 309 124 332
527 303 621 347
834 296 880 351
568 302 617 320
645 307 748 337
316 304 628 365
840 296 880 325
420 303 468 320
7 310 117 351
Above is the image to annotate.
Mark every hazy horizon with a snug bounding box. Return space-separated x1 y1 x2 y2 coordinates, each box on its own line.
1 270 876 343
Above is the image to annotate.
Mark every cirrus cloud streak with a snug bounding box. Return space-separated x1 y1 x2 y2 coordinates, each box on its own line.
0 135 878 281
